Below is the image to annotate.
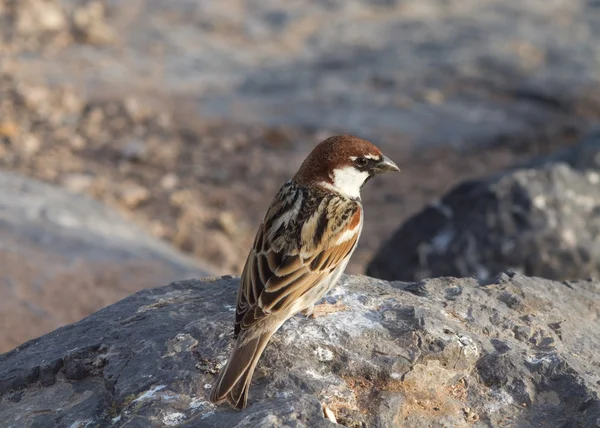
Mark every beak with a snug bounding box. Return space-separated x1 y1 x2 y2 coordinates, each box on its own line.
373 155 400 174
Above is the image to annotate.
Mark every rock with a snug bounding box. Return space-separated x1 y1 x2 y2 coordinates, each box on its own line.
216 211 239 237
0 121 18 138
117 180 151 208
367 134 600 282
0 170 214 353
0 0 70 51
61 172 94 193
160 173 180 190
68 134 86 150
12 0 67 36
0 0 116 50
0 273 598 427
121 139 148 162
18 134 41 157
71 0 117 45
123 97 152 122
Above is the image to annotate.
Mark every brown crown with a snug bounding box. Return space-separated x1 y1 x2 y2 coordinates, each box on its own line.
294 135 383 185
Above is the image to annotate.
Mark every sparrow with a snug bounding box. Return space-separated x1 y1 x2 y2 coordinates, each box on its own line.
210 135 399 410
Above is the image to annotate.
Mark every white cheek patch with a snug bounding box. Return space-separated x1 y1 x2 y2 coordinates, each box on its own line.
330 166 369 199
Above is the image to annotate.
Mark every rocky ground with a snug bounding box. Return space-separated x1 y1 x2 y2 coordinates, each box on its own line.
0 274 598 427
1 0 598 276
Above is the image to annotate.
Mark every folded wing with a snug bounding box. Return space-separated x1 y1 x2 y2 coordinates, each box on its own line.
235 190 362 335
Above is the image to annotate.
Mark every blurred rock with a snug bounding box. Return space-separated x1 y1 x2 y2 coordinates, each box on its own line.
160 172 179 190
61 172 94 193
123 97 151 122
120 139 148 162
12 0 67 36
216 211 239 237
117 180 150 208
4 0 599 149
71 1 117 45
0 274 598 427
0 0 116 47
0 0 68 51
19 134 40 156
0 170 214 352
0 121 18 138
367 134 600 282
68 134 86 149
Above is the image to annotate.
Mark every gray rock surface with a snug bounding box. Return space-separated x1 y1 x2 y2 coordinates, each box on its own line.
1 274 598 427
0 170 213 352
367 133 600 282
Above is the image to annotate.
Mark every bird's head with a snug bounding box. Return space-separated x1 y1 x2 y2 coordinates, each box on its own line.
294 135 400 199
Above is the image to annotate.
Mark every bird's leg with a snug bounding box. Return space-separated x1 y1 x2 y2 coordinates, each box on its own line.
300 304 315 318
301 301 347 318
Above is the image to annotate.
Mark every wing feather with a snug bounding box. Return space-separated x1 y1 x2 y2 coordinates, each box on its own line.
257 253 271 284
264 262 306 292
268 271 330 312
308 233 358 271
274 254 304 277
260 271 313 311
249 253 259 305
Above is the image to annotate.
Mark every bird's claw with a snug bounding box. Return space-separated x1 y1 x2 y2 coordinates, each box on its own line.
301 302 347 318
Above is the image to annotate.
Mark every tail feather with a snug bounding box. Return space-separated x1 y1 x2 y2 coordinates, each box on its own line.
210 330 274 410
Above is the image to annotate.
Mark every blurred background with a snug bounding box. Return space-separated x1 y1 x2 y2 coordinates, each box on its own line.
1 0 599 351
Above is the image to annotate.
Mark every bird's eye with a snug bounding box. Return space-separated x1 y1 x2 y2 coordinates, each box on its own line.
355 157 368 167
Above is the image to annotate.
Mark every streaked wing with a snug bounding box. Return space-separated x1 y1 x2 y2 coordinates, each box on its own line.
235 183 362 335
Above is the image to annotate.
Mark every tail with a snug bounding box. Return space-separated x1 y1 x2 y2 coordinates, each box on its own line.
209 328 274 410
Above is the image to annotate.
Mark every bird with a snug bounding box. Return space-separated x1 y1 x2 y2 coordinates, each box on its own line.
209 134 399 410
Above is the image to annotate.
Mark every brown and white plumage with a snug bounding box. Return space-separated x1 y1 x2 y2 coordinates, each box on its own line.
210 135 399 409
